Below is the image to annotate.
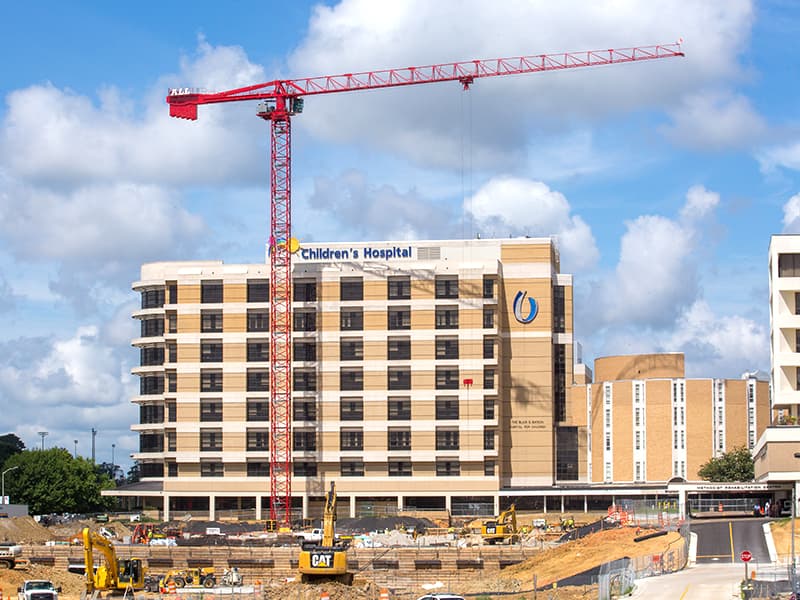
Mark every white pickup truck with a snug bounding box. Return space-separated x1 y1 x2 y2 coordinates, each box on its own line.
294 528 323 545
18 580 60 600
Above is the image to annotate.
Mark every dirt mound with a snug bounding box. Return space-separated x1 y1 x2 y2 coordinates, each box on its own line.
0 563 86 598
0 517 55 544
263 580 377 600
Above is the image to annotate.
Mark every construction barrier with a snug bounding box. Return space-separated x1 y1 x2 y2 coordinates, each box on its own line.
168 581 177 594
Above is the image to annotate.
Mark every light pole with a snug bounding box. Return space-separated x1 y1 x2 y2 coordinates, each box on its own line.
37 431 48 450
111 444 116 479
74 439 78 458
2 466 19 505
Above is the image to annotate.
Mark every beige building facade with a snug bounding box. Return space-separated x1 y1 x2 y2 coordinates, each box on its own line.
116 237 775 520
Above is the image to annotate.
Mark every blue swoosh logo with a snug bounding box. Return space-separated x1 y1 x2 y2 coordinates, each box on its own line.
513 290 538 324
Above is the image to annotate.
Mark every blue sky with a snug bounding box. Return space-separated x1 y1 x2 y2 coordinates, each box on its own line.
1 0 799 471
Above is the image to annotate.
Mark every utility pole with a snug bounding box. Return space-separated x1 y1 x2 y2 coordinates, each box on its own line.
37 431 48 450
74 440 78 458
91 428 97 463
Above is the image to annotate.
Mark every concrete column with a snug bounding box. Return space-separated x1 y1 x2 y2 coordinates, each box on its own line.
163 495 170 522
561 496 565 513
445 495 452 514
350 496 356 518
209 495 215 521
397 496 403 512
494 496 500 515
302 494 309 519
677 489 688 520
584 495 588 513
255 497 262 521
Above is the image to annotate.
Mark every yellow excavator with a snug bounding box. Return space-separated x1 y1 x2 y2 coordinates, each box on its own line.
82 527 147 595
297 481 353 584
481 504 518 544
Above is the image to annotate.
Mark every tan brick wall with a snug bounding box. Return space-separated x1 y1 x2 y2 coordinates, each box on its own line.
595 354 684 382
686 379 713 478
644 380 672 482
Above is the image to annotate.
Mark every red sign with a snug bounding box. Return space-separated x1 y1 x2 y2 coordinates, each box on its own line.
463 378 473 386
741 550 752 562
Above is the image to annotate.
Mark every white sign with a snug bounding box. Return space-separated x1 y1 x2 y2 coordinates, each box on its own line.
1 496 8 504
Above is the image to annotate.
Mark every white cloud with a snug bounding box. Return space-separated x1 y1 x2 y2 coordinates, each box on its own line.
759 141 800 174
587 185 721 329
0 40 267 187
288 0 754 168
467 176 599 271
782 193 800 232
662 91 767 150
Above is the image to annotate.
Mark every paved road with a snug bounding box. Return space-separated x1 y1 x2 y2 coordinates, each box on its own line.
691 517 771 564
630 563 745 599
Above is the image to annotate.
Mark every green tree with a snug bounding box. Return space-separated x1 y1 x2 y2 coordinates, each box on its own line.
697 446 754 482
3 448 116 514
0 433 25 467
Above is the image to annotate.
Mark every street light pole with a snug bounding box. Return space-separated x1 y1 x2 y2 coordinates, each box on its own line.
74 439 78 458
2 466 19 505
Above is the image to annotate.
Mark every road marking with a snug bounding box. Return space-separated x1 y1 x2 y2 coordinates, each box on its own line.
678 584 690 599
729 522 735 563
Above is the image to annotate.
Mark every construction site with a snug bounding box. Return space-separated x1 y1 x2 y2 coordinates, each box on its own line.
0 506 689 600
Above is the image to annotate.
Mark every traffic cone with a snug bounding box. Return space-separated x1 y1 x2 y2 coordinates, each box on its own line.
320 591 330 600
380 588 390 600
168 580 177 595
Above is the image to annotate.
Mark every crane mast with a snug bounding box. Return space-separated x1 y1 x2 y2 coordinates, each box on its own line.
167 42 684 527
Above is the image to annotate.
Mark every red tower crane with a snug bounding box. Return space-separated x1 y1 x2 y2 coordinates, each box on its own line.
167 42 684 526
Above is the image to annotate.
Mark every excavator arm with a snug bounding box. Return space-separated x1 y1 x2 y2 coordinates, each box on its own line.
321 481 337 547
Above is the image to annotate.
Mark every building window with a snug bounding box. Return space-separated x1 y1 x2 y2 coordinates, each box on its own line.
200 399 222 422
388 367 411 390
436 459 460 476
340 368 364 391
435 337 459 359
166 372 176 393
436 367 459 390
165 430 176 452
635 431 641 450
294 340 317 362
166 401 177 422
605 432 612 451
247 399 268 421
247 309 269 332
293 430 317 451
388 429 411 450
435 307 459 329
388 460 412 477
796 292 800 315
200 370 223 392
435 276 459 299
435 397 459 420
483 398 496 419
483 308 495 329
247 428 269 451
388 397 411 420
247 280 269 303
167 461 178 477
167 312 177 334
483 337 495 359
483 277 495 299
340 338 364 361
246 369 269 392
247 461 269 477
483 429 495 450
340 397 364 421
141 289 165 309
553 343 566 422
340 309 363 331
167 343 177 363
201 281 223 303
779 253 800 277
436 429 459 450
293 399 317 421
341 460 365 477
340 429 363 451
388 307 411 330
294 280 317 302
201 461 224 477
247 340 269 362
293 461 318 477
483 368 496 390
484 460 496 477
293 369 317 392
340 278 363 301
139 433 163 453
388 276 411 300
201 341 223 363
201 310 223 333
553 285 566 334
140 318 164 337
387 337 411 360
140 347 164 366
200 429 223 452
168 283 178 304
293 310 317 332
